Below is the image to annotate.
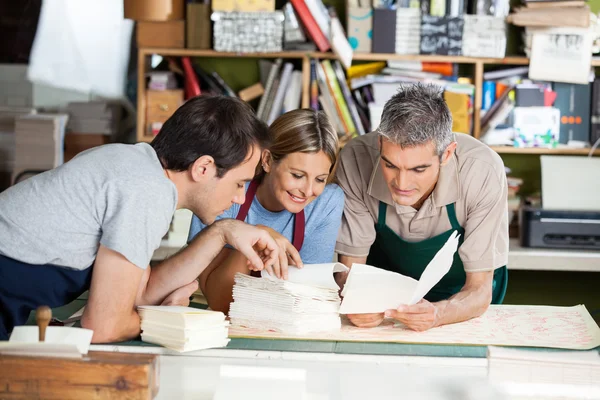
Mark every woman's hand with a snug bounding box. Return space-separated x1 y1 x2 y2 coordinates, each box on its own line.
253 224 303 280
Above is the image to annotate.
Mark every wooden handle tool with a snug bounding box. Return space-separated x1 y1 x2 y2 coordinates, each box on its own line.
36 306 52 342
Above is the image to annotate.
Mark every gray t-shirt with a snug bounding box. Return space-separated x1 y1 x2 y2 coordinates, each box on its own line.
0 143 177 270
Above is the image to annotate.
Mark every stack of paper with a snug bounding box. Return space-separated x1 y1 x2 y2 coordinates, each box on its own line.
138 306 230 353
12 113 68 183
229 263 348 334
339 231 460 314
487 346 600 398
66 101 122 136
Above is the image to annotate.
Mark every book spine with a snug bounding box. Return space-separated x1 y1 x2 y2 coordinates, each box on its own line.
290 0 331 52
321 60 356 135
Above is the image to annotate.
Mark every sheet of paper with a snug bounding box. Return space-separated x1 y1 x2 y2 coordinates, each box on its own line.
261 262 348 290
229 304 600 351
339 231 459 314
410 230 460 304
9 326 93 354
338 264 418 314
541 155 600 211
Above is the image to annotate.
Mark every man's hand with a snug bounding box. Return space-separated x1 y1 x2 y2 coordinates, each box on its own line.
255 224 303 280
215 219 280 277
160 279 199 307
385 299 442 332
347 313 385 328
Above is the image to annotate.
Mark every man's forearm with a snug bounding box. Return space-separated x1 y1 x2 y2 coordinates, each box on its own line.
434 283 492 327
142 222 226 305
85 309 141 343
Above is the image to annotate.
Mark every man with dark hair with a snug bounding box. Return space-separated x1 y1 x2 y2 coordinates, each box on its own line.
336 83 509 331
0 95 280 342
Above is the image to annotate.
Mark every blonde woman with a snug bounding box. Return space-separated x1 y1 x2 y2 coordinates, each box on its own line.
188 109 344 314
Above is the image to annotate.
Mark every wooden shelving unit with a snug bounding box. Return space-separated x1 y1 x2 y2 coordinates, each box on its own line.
136 48 599 157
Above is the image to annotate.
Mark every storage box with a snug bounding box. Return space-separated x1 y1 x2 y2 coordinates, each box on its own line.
124 0 184 21
212 0 275 12
64 133 111 162
347 7 372 53
137 20 185 48
212 11 284 53
372 9 396 54
395 8 420 55
146 90 184 136
187 3 212 49
420 15 464 55
462 15 506 58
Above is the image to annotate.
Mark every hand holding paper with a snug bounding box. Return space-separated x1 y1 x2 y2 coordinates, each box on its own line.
339 231 461 314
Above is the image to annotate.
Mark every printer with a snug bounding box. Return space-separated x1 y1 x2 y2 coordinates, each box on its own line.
519 155 600 251
520 207 600 250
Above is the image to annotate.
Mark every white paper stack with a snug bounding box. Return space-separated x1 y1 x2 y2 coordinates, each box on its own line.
138 306 230 353
229 263 348 334
487 346 600 398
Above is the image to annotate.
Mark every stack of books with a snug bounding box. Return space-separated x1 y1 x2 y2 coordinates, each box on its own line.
138 306 230 353
229 263 347 334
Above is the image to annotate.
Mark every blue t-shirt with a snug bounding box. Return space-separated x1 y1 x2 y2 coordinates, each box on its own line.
188 183 345 264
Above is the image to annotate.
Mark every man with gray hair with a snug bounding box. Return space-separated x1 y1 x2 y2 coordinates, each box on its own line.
335 83 508 331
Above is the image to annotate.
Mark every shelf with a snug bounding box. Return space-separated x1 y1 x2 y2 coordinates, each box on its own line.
490 146 600 155
139 48 312 59
508 239 600 272
139 48 532 65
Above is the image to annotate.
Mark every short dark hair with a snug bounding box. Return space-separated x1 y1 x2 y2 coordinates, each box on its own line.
150 95 270 177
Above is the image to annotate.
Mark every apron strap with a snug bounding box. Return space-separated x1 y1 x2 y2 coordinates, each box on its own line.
236 179 304 252
376 201 387 229
236 179 260 221
292 210 305 251
445 203 462 231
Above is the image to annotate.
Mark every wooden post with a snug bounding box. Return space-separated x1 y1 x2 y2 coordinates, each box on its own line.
473 61 484 139
301 55 311 109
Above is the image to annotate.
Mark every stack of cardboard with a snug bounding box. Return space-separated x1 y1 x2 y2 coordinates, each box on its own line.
12 114 68 184
0 107 36 189
64 101 120 161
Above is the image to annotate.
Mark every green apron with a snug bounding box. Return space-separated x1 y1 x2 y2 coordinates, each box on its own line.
366 201 508 304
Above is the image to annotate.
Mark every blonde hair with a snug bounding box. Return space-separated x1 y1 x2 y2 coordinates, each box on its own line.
258 109 339 182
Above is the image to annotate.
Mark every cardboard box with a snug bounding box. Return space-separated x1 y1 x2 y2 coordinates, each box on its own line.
187 3 211 49
124 0 184 21
212 0 275 12
146 90 184 136
65 133 111 162
137 20 185 48
347 7 372 54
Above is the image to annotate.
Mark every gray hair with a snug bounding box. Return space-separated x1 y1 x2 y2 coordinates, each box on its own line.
377 83 454 157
